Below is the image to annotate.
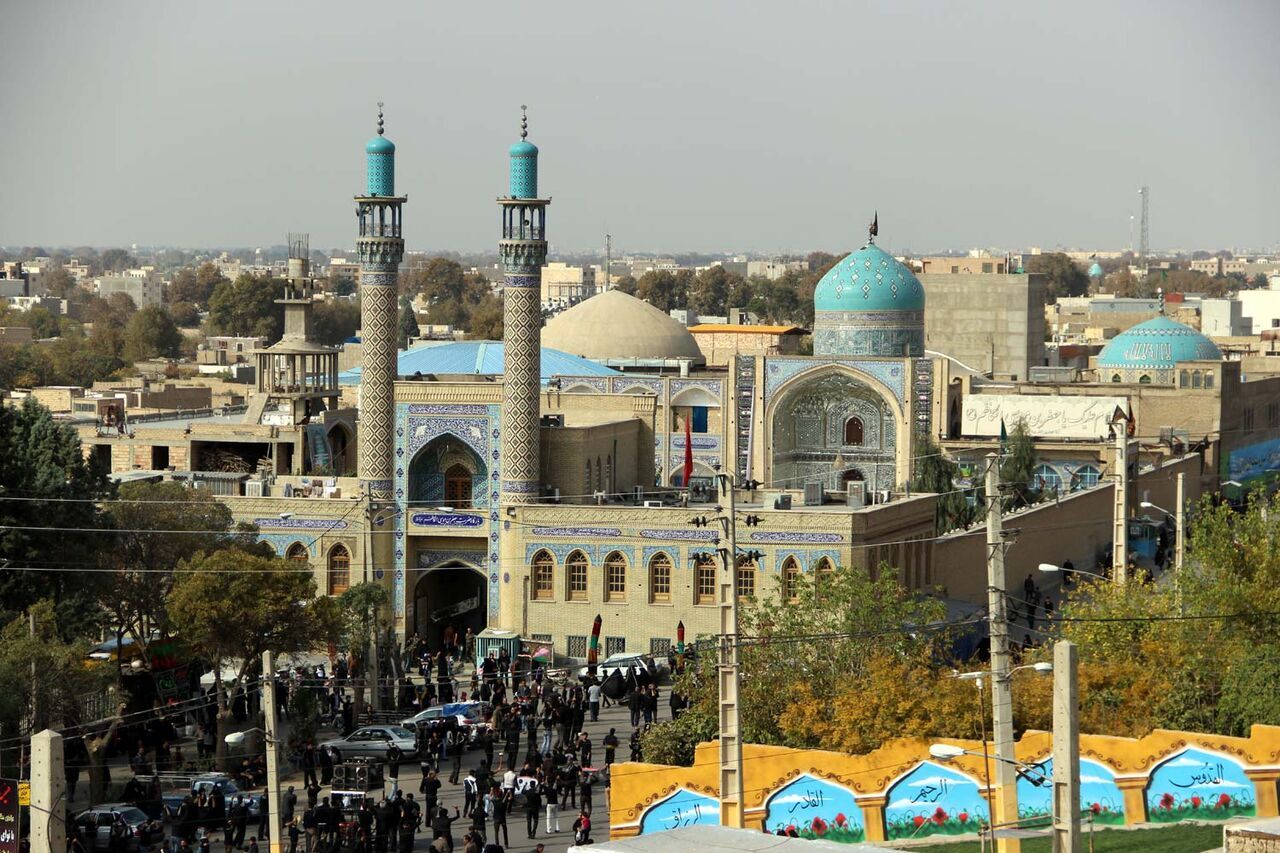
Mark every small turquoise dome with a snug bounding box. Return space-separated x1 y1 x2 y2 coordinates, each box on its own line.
509 138 538 199
1097 316 1221 375
366 135 396 155
508 139 538 158
1088 262 1104 278
813 243 925 312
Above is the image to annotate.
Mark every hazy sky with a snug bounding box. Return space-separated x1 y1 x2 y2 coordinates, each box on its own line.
3 1 1277 256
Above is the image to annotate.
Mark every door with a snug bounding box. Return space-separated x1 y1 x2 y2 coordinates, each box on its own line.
444 464 472 508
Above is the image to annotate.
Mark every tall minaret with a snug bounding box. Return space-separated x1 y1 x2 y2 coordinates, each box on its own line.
355 103 405 500
499 106 549 503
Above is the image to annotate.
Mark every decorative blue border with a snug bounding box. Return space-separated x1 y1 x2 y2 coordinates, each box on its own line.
764 357 905 404
410 512 485 528
254 518 350 530
749 531 843 543
530 526 623 538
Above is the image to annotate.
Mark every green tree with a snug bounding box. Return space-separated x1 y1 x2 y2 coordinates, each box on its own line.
312 299 361 346
336 582 390 718
330 274 356 296
167 301 201 327
635 270 687 312
1025 252 1090 302
206 274 284 339
911 438 975 534
0 399 114 621
168 549 341 768
122 304 183 363
167 265 225 307
42 267 78 299
399 295 419 348
688 266 748 318
98 249 137 274
999 418 1039 508
612 275 637 296
467 293 504 340
24 306 61 339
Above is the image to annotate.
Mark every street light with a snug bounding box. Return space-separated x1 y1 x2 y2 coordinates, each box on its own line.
224 727 277 747
928 743 1050 787
1038 562 1109 583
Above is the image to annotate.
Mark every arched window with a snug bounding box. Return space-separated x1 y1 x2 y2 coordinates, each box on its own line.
444 463 472 508
694 553 717 605
1073 464 1101 491
1204 371 1215 389
566 550 589 602
327 544 350 596
1179 370 1191 388
735 556 756 599
1138 374 1152 384
531 550 554 600
648 553 672 603
1191 371 1203 389
604 552 627 602
1111 374 1122 383
814 557 835 599
286 542 309 563
1032 463 1062 494
843 416 865 446
781 556 801 603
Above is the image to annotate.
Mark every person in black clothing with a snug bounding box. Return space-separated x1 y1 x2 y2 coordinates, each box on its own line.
319 745 334 786
358 798 376 850
301 805 318 853
301 742 319 790
282 785 297 826
468 800 487 846
431 806 460 852
421 769 441 818
229 796 249 848
580 772 594 816
602 729 618 767
488 787 510 848
524 783 541 839
449 745 463 785
375 798 394 853
386 744 403 796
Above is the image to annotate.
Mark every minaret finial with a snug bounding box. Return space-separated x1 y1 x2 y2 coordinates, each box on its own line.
520 104 528 140
377 101 385 136
869 210 879 244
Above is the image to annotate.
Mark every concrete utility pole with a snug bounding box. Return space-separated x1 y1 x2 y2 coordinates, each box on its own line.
1052 641 1080 853
715 472 744 828
31 729 65 852
985 453 1020 853
262 651 284 853
1112 423 1129 584
1174 471 1186 575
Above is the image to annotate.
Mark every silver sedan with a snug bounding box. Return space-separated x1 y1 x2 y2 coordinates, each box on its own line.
320 725 417 762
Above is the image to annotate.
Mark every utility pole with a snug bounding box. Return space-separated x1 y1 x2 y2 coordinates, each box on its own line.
262 651 284 853
985 453 1019 853
31 729 65 852
1112 422 1129 584
715 471 744 828
1174 471 1185 574
1138 186 1150 262
604 233 612 294
1051 641 1080 853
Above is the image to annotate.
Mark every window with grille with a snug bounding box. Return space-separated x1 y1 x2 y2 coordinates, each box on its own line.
650 637 671 656
736 557 756 599
781 556 801 602
286 542 309 563
814 557 834 601
566 635 587 658
649 552 672 603
531 550 554 600
605 636 626 656
327 545 350 595
566 550 589 601
530 633 552 644
694 555 716 605
604 551 627 602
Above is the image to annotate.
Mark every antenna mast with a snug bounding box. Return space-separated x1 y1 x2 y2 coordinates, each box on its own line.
1138 186 1150 261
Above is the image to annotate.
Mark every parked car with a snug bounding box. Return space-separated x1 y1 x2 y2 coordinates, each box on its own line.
73 805 152 851
320 725 418 762
159 773 262 820
577 652 661 681
402 701 489 747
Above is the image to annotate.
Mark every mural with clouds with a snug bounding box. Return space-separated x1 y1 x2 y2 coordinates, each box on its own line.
1145 748 1255 821
884 761 990 840
638 788 719 835
1017 758 1125 826
764 774 865 843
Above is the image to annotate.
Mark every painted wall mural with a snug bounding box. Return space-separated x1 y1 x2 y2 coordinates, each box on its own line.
884 761 989 840
764 774 865 842
1145 748 1255 822
638 789 719 834
1227 436 1280 485
1017 758 1125 826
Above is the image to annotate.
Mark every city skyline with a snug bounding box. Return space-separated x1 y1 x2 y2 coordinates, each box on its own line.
2 1 1278 253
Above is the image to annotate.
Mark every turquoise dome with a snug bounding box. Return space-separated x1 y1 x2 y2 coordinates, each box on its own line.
813 243 925 312
366 135 396 155
509 138 538 198
1088 262 1104 278
508 139 538 158
1097 316 1222 371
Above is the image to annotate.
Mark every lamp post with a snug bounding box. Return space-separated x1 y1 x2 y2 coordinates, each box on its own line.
1141 470 1185 604
1037 563 1109 584
225 650 283 853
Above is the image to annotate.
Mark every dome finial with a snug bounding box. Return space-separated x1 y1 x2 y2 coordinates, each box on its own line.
377 101 385 136
868 210 879 244
520 104 528 140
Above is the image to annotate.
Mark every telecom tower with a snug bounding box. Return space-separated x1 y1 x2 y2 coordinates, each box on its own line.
499 107 550 504
1138 185 1150 261
355 104 406 500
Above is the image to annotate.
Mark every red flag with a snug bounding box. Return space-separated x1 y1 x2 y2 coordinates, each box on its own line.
682 413 694 488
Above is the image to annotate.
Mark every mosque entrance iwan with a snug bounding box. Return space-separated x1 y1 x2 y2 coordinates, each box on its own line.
414 564 486 651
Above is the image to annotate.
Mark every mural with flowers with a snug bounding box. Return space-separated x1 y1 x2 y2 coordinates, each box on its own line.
1016 757 1125 826
1145 748 1255 822
883 761 990 840
763 774 865 843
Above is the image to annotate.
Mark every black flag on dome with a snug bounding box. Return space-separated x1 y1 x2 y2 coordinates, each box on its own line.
869 211 879 242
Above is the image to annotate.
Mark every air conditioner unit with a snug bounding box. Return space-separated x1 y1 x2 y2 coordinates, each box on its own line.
846 482 866 508
244 480 266 497
190 480 206 491
803 482 824 506
643 500 664 509
773 493 792 510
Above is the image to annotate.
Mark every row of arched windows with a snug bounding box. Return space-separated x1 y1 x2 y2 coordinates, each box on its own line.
529 549 834 605
268 541 353 597
1030 463 1101 494
1179 369 1215 389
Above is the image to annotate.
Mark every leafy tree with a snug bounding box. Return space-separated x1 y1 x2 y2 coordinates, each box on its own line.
167 301 201 327
1025 252 1089 302
122 304 183 363
168 550 341 768
688 266 748 318
24 306 61 339
0 399 113 621
912 438 975 534
167 265 225 307
330 274 356 297
399 295 418 348
87 292 138 328
612 275 637 296
635 270 687 312
336 582 390 718
403 257 493 329
312 299 361 346
467 293 504 340
98 249 137 274
206 274 284 339
42 267 78 299
999 418 1039 509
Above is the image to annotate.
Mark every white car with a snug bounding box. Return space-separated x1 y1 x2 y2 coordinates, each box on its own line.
577 652 658 681
320 725 418 762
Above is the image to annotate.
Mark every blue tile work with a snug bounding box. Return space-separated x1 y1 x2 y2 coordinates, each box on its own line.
611 377 662 395
670 378 724 401
257 534 320 558
562 377 610 393
770 549 841 572
764 356 906 405
416 550 486 569
366 151 394 197
749 531 843 544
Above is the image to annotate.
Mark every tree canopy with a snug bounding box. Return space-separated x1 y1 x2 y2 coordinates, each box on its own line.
1025 252 1090 302
122 304 183 363
206 274 284 339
